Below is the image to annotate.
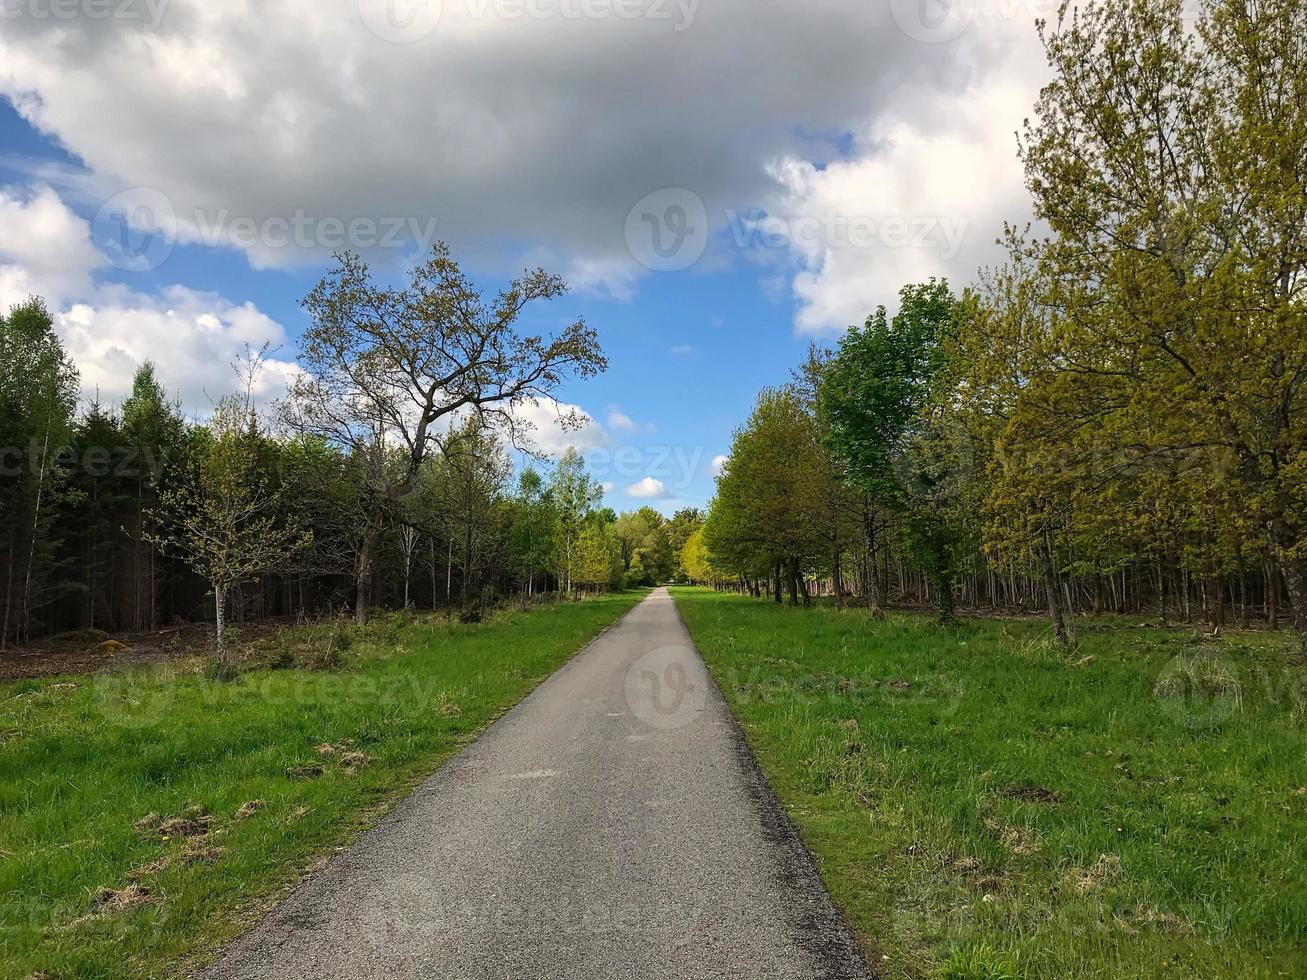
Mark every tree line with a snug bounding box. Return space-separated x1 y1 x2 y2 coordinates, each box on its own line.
1 248 702 659
691 0 1307 658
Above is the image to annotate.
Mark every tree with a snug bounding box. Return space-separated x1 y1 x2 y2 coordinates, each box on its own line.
572 516 622 593
614 507 675 585
824 281 967 624
705 388 827 605
0 299 78 648
280 244 606 622
120 361 185 631
425 417 512 616
665 507 705 580
681 526 713 584
1012 0 1307 653
550 448 602 593
507 468 556 597
145 396 310 674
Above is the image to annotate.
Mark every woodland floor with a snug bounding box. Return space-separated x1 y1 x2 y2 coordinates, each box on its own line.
0 620 291 683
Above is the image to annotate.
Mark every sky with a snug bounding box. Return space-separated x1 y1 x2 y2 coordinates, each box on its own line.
0 0 1051 515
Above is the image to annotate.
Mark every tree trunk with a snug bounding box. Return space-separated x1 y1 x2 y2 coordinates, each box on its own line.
355 522 378 625
935 573 957 627
430 536 438 609
1 528 14 651
462 524 474 601
773 562 783 604
1266 559 1280 630
1040 535 1069 647
446 538 454 601
862 511 885 619
214 583 229 672
1280 557 1307 661
20 429 51 645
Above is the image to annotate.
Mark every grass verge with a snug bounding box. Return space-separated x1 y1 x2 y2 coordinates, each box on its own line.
670 587 1307 980
0 591 645 978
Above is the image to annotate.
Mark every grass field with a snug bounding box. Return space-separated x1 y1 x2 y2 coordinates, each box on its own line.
0 592 644 979
671 587 1307 980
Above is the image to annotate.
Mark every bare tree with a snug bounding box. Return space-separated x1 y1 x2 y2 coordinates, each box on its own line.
279 244 606 623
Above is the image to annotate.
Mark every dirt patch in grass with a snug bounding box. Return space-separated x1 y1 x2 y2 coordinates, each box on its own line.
180 839 226 865
126 856 173 881
998 785 1061 806
88 884 155 915
339 751 371 774
1064 853 1122 894
234 800 266 821
135 805 215 839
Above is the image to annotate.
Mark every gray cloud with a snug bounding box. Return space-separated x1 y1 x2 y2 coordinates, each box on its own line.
1 2 1011 281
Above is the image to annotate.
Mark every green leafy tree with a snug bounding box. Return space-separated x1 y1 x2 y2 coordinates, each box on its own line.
550 447 602 593
507 468 556 597
280 244 606 622
0 299 78 648
824 280 967 624
705 387 826 604
144 397 310 674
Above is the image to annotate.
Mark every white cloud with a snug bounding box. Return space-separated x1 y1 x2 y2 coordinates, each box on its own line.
605 405 656 437
56 285 298 413
628 476 670 499
607 408 637 433
513 397 607 456
0 186 297 414
0 0 1019 293
710 454 728 476
669 344 696 356
754 27 1049 332
0 185 103 311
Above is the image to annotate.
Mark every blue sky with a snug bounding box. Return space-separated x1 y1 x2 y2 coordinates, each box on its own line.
0 1 1045 515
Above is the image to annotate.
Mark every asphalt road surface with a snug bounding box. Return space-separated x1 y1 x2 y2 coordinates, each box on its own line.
203 588 872 979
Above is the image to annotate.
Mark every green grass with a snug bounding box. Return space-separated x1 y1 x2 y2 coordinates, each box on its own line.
670 587 1307 980
0 592 644 978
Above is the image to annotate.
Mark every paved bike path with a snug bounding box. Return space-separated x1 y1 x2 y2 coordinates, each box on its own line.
203 588 871 979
